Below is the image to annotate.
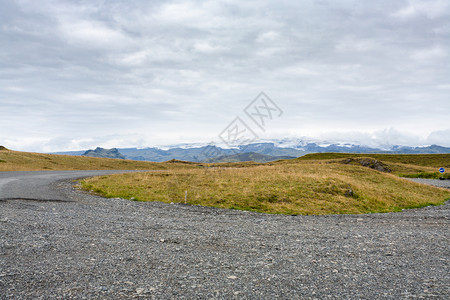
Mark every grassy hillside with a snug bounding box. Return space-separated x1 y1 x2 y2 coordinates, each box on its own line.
0 149 194 171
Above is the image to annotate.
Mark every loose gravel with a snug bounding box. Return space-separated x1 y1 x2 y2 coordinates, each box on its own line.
0 178 449 299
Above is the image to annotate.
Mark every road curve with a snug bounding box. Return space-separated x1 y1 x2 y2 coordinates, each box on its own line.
0 172 449 299
0 170 140 201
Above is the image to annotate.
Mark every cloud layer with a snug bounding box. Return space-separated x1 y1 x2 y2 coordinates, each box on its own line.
1 0 449 151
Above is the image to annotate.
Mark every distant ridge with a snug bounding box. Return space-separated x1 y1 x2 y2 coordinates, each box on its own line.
203 152 296 163
52 142 450 162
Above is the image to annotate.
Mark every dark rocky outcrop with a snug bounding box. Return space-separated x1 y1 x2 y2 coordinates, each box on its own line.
83 147 125 159
341 158 391 173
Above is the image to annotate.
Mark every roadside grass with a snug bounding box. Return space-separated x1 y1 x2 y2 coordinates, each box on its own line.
0 149 197 171
81 161 450 215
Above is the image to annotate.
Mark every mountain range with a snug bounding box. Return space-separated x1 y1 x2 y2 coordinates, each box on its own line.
53 141 450 163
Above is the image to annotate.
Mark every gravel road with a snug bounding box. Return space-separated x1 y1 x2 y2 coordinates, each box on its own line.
0 170 142 201
1 172 449 299
404 178 450 189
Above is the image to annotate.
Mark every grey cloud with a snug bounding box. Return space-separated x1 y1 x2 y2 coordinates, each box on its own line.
1 0 449 151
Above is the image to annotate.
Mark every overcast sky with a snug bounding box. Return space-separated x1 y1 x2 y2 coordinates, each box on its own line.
1 0 449 152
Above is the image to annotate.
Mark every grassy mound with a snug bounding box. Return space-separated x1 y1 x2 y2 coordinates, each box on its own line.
81 161 450 215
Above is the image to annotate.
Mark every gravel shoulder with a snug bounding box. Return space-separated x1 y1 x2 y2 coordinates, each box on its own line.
1 174 449 299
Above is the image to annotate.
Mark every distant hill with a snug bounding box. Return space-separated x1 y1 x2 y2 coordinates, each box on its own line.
203 152 296 163
117 143 306 162
83 147 125 159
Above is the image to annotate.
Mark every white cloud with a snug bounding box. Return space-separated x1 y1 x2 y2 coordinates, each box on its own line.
335 37 376 52
316 128 450 148
410 46 447 61
256 31 282 43
427 129 450 146
193 41 225 54
59 20 131 49
281 65 319 76
392 0 449 19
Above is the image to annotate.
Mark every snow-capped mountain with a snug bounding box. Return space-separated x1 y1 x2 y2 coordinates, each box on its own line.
53 140 450 162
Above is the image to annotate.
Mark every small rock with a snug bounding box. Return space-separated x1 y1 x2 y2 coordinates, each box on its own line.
228 275 237 279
